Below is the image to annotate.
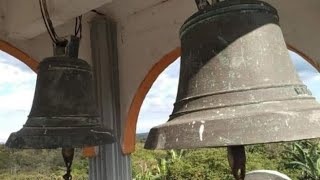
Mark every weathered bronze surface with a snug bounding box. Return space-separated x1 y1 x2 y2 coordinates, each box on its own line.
6 56 114 149
145 0 320 150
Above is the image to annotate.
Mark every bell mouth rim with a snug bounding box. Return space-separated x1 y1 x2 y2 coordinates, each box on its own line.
144 107 320 150
179 0 278 39
5 126 115 149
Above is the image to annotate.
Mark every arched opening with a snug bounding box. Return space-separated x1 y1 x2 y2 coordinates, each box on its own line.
0 51 36 142
123 45 320 154
122 47 181 154
0 40 39 142
136 59 180 134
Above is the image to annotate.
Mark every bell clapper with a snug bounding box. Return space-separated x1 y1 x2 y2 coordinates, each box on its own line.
62 148 75 180
227 146 246 180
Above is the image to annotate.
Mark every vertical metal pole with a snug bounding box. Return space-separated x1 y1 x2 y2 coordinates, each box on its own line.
89 17 132 180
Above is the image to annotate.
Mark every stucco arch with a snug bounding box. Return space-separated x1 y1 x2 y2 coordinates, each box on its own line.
122 47 181 154
0 40 39 72
122 44 320 154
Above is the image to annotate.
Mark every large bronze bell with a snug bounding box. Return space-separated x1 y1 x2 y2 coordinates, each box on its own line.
145 0 320 150
5 39 114 149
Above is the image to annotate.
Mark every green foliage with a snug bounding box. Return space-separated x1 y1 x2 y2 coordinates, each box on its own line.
0 144 88 179
2 137 319 179
166 148 233 180
283 140 320 179
132 140 317 180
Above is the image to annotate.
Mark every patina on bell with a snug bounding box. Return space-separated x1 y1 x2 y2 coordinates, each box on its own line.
6 38 114 149
145 0 320 150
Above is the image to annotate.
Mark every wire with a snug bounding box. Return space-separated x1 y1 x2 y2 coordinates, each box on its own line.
74 16 82 39
42 0 59 42
39 0 56 43
39 0 83 47
74 17 78 36
39 0 67 46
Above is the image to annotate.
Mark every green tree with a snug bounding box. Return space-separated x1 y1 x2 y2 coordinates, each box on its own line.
0 144 89 179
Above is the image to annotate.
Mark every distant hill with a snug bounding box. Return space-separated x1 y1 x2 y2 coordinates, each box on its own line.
0 139 6 144
136 132 148 142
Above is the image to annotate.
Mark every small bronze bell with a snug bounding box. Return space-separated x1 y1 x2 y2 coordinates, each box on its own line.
6 37 114 149
145 0 320 151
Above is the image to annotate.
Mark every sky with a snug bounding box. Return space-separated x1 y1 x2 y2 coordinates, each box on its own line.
0 51 319 142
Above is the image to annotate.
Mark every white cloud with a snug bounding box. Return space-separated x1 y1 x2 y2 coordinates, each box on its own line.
137 117 168 133
0 111 28 143
139 60 180 114
0 91 34 111
0 131 9 143
0 63 36 112
0 65 33 84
